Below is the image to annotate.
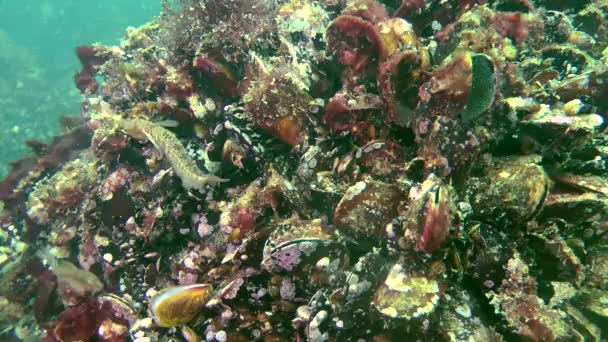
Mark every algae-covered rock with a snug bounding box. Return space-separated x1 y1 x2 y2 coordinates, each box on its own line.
26 153 98 224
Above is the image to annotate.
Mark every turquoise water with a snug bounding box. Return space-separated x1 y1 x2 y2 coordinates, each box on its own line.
0 1 159 178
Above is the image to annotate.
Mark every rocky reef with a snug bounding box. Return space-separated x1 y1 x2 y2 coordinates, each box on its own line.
1 0 608 341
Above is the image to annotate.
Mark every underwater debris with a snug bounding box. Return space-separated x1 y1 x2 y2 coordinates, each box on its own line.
1 0 608 340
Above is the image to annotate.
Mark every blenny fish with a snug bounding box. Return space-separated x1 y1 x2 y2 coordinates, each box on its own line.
118 118 227 192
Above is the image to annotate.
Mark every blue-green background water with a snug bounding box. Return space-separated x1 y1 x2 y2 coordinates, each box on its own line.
0 1 160 178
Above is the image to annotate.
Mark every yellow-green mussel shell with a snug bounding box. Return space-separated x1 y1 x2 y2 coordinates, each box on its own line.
148 283 213 327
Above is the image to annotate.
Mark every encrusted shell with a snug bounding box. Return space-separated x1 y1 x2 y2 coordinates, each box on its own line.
585 245 608 289
97 293 139 325
377 18 417 57
148 283 213 327
262 218 347 275
334 179 404 239
468 156 549 224
399 175 454 254
372 261 440 319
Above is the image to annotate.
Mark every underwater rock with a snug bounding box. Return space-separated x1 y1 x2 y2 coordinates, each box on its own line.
2 0 608 340
26 154 98 225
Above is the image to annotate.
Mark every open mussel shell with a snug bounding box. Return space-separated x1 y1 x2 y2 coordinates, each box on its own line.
551 174 608 197
527 230 585 285
461 53 497 123
417 51 497 123
538 174 608 228
148 283 213 327
262 218 348 275
573 288 608 321
520 105 604 140
563 304 602 341
400 175 454 254
537 187 608 226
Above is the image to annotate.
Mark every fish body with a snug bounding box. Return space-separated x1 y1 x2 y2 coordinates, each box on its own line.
119 118 227 191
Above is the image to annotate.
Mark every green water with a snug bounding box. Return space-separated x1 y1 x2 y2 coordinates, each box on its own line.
0 0 160 178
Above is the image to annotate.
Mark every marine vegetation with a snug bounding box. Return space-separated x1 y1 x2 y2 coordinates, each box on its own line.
1 0 608 341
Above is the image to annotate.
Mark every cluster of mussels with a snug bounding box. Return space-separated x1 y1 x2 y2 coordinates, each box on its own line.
2 0 608 341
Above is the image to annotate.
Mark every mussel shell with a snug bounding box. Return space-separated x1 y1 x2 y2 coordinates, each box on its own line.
468 156 549 225
401 176 454 254
148 283 213 327
372 261 440 320
334 180 404 239
537 192 607 225
429 285 502 341
262 219 348 275
344 252 389 301
97 293 139 325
